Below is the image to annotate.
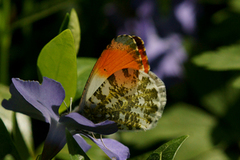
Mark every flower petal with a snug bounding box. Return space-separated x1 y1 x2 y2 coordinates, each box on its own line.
73 134 91 152
1 77 65 123
41 119 66 160
90 137 130 160
60 112 118 135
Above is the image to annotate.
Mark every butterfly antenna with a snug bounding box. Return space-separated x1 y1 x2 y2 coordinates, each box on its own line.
69 97 73 112
91 132 97 140
100 134 115 155
63 100 70 113
63 97 73 113
100 135 116 160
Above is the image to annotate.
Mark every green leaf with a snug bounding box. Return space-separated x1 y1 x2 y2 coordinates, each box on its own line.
147 135 189 160
68 8 81 54
128 151 152 160
201 80 240 116
192 44 240 70
3 154 15 160
229 0 240 13
59 13 70 34
0 84 34 158
37 29 77 113
232 75 240 88
82 138 109 160
74 57 97 101
118 103 221 159
55 144 69 160
0 118 21 160
65 129 90 160
0 84 12 131
69 154 85 160
59 8 81 54
12 113 30 160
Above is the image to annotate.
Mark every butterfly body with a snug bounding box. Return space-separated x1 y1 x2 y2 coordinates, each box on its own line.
76 35 166 131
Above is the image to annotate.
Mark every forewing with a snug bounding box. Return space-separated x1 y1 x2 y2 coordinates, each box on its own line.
78 35 146 111
83 68 166 130
132 35 150 73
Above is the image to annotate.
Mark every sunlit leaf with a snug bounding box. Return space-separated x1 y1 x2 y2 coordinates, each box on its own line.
147 135 189 160
68 8 81 54
37 29 77 113
69 154 85 160
12 113 30 160
74 57 97 101
55 145 69 160
192 44 240 70
59 8 81 54
15 113 34 157
0 84 12 131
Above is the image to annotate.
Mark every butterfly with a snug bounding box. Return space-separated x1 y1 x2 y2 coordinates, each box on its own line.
76 35 166 131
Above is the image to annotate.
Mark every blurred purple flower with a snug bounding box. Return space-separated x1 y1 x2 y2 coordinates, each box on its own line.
105 0 198 86
174 0 196 34
1 77 129 160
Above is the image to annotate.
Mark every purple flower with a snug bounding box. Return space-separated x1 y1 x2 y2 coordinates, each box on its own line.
105 0 198 86
174 0 197 35
1 77 130 160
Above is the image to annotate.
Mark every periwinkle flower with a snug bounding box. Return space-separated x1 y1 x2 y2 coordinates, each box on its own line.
105 0 198 86
1 77 130 160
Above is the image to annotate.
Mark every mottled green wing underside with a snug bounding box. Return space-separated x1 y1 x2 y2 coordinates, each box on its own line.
82 68 166 130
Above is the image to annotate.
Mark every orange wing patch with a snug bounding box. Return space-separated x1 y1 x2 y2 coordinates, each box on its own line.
78 35 150 112
92 37 144 79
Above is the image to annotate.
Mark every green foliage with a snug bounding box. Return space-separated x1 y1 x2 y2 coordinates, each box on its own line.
82 138 109 160
229 0 240 13
37 29 77 113
0 118 21 160
0 0 11 85
232 75 240 88
147 135 189 160
69 155 85 160
2 0 240 159
68 9 81 54
65 129 90 160
119 103 222 159
75 58 97 101
192 44 240 70
59 13 70 34
59 8 81 55
12 113 30 160
0 84 12 130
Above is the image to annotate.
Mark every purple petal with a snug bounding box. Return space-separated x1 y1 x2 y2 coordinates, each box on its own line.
41 119 67 160
1 77 65 123
174 0 197 34
73 134 91 152
149 34 187 81
90 137 130 160
60 112 118 135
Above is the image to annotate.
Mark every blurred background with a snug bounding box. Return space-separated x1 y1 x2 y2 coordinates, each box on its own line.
1 0 240 159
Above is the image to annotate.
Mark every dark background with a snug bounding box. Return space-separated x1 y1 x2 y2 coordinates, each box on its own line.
1 0 240 159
